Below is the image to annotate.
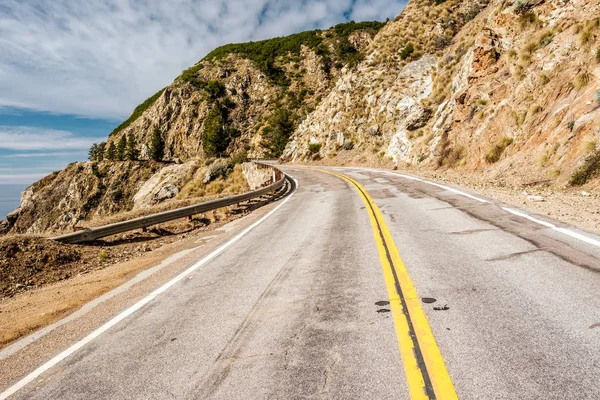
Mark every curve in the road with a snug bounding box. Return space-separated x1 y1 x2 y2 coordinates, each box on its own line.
0 177 298 400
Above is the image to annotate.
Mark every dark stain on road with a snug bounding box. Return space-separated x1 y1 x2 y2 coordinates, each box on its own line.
434 305 450 311
369 189 396 199
422 297 437 304
377 309 391 313
375 300 390 306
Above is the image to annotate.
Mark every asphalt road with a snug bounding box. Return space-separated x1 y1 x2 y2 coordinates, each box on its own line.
2 166 600 399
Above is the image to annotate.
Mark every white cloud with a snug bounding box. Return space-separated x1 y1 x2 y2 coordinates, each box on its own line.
0 126 98 150
0 0 407 120
0 151 85 158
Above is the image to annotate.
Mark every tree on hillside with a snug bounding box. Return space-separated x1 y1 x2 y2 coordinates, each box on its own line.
125 133 140 161
88 143 99 161
105 142 117 160
116 135 127 160
97 142 106 161
149 128 165 161
202 105 231 157
261 108 294 157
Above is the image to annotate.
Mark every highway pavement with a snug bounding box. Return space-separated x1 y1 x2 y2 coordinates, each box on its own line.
2 166 600 399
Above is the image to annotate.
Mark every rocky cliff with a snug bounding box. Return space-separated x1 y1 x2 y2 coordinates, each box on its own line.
105 21 386 161
2 159 252 235
285 0 600 192
5 0 600 234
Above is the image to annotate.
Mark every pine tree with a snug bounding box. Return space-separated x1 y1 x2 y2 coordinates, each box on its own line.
105 142 117 160
202 106 230 157
116 135 127 160
125 133 140 161
149 128 165 161
88 143 99 161
97 142 106 161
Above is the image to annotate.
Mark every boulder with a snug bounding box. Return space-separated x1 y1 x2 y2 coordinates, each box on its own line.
405 107 433 131
367 124 381 136
153 184 179 203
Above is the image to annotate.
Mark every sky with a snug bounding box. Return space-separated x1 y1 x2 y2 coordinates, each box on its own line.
0 0 408 185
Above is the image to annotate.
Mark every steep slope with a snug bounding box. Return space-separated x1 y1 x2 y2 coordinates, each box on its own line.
104 21 386 161
286 0 600 192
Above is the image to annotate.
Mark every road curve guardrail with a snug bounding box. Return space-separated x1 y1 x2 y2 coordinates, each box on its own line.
51 163 286 244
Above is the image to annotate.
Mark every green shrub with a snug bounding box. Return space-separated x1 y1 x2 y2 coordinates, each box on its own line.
202 105 231 157
231 149 248 165
400 43 415 60
125 134 140 161
208 161 234 181
485 137 514 163
116 135 126 160
308 143 322 153
149 128 165 161
199 21 385 86
575 71 592 89
570 149 600 185
105 142 117 160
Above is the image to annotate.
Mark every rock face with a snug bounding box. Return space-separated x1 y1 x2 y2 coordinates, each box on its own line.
4 162 162 234
7 0 600 235
241 162 273 190
132 162 197 208
284 0 600 189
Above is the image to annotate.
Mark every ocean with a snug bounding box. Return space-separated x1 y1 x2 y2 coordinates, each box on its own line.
0 184 27 220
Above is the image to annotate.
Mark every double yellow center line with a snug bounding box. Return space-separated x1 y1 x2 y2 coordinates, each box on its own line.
317 169 457 400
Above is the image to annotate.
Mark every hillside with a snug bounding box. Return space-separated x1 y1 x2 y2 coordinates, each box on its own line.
104 21 386 161
4 0 600 235
286 0 600 193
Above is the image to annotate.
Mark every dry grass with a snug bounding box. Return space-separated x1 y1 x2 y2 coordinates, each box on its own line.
179 164 249 199
485 137 514 164
85 165 249 228
575 71 592 89
528 104 543 116
538 73 550 85
580 135 598 154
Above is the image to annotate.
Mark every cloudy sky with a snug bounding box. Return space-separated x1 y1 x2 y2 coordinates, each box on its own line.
0 0 407 185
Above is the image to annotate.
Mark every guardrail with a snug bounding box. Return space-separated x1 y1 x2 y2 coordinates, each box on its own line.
51 163 287 244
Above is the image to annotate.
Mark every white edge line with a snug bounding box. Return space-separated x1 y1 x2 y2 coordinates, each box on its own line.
424 182 490 204
0 248 197 360
503 207 600 248
0 178 297 400
502 207 556 228
379 169 490 203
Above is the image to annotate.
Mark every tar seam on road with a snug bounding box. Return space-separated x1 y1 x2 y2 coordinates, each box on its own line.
0 177 298 400
316 169 458 400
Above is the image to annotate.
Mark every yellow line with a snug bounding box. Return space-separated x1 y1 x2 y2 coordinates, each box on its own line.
315 168 458 400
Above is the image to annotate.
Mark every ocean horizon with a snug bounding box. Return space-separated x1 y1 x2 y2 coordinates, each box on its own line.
0 184 27 220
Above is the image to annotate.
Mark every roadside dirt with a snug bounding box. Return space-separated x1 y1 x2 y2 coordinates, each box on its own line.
409 168 600 234
0 194 279 348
